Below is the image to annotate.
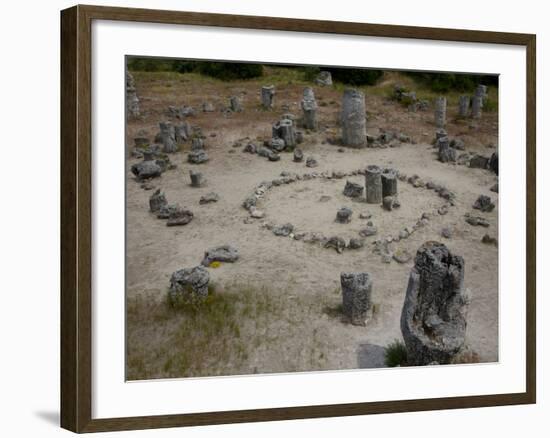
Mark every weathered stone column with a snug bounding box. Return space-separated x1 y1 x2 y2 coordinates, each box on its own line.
301 87 318 130
381 168 398 197
365 165 383 204
475 84 488 107
458 95 470 118
341 89 367 148
434 97 447 128
438 136 456 163
126 70 140 119
159 121 177 153
229 96 242 112
471 95 482 119
261 85 275 109
315 71 333 86
400 242 469 365
149 189 167 212
341 272 373 326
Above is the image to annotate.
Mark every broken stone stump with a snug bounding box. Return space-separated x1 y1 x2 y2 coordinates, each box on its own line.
229 95 242 112
471 95 482 119
149 189 167 212
381 168 398 197
434 96 447 128
343 180 364 198
293 148 304 162
273 118 296 150
469 154 489 169
400 242 469 365
189 170 205 187
341 272 373 326
301 87 318 130
201 245 239 266
315 71 333 86
159 121 177 153
341 89 367 148
261 85 275 109
438 136 457 163
175 122 191 143
188 149 209 164
458 95 470 118
168 265 210 305
131 160 163 181
365 165 383 204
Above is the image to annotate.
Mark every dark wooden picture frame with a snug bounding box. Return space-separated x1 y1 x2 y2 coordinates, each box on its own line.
61 4 536 433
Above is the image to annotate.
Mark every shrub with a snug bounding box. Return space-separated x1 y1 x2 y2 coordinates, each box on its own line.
328 67 383 86
126 57 179 72
405 72 498 93
195 62 263 80
384 339 408 367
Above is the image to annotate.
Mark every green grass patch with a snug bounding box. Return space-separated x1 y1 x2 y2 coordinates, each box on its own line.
384 339 408 367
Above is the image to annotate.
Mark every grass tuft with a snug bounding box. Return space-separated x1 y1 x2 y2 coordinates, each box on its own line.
384 339 408 367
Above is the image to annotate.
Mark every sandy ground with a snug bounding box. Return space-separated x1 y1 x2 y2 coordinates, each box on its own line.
126 70 499 378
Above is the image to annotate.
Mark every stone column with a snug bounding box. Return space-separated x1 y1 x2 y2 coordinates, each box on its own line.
126 70 140 119
229 96 242 112
261 85 275 109
365 165 383 204
159 121 177 153
400 242 469 365
189 170 205 187
301 87 318 130
434 97 447 128
471 95 482 119
458 95 470 118
341 89 367 148
381 169 398 197
341 272 373 326
475 84 488 107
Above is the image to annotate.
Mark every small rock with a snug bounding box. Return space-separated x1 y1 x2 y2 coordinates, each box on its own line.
188 150 209 164
441 227 452 239
348 238 365 250
306 156 318 168
325 236 346 254
243 143 257 154
481 234 498 246
359 213 372 220
199 192 219 204
169 266 210 303
319 195 332 203
393 249 412 264
149 189 167 212
472 195 495 212
201 245 239 266
272 223 294 236
336 207 353 224
469 154 489 169
293 148 304 162
343 180 364 198
465 214 490 227
490 183 499 193
359 225 377 237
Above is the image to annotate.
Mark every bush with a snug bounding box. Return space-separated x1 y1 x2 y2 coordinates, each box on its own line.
405 72 498 93
328 67 383 86
126 57 179 72
194 62 263 80
384 339 408 367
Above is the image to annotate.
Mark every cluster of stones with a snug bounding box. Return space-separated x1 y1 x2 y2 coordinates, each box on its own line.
187 135 209 164
366 129 413 149
401 242 470 365
168 244 239 304
241 167 455 259
434 129 498 174
167 104 196 119
130 143 176 181
148 189 194 227
393 84 429 112
457 84 488 119
126 70 140 119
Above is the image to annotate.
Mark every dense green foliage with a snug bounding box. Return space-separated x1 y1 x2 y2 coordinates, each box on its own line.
384 339 408 367
404 72 498 93
300 65 383 86
126 57 179 72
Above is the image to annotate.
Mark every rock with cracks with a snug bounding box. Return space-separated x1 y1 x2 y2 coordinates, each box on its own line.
400 242 469 365
201 245 239 267
341 272 373 326
169 266 210 304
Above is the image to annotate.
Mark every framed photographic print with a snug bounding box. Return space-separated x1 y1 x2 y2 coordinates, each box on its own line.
60 4 536 433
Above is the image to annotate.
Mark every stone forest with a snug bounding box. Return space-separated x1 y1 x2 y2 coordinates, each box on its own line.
125 62 498 380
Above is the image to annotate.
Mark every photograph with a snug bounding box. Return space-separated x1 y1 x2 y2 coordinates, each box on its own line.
125 58 499 381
